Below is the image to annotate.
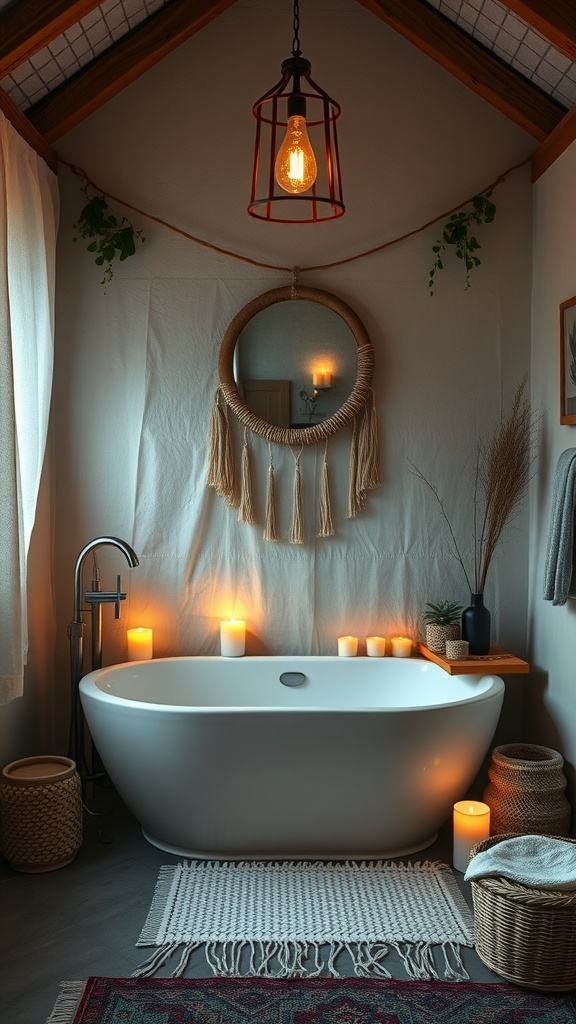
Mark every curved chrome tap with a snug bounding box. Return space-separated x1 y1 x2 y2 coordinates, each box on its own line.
73 536 139 626
68 536 139 773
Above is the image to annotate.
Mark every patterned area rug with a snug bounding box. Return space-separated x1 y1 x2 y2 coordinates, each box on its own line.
134 860 475 980
48 977 576 1024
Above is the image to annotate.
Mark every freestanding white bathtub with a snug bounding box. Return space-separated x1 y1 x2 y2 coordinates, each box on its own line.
79 656 504 859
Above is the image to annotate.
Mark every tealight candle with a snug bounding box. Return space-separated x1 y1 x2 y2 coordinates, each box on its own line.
453 800 491 872
338 635 358 657
366 636 386 657
220 619 246 657
391 636 412 657
127 627 153 662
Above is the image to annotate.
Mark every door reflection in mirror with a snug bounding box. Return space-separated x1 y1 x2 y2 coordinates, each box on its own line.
235 300 357 428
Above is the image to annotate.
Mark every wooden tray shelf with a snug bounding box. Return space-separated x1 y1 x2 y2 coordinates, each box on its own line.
417 643 530 675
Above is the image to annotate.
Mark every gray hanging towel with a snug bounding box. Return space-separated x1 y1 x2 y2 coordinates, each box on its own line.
543 448 576 605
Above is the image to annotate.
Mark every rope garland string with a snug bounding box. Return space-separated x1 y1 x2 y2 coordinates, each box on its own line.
61 155 530 276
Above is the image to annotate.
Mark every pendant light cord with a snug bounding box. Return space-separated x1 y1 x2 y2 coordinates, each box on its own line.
61 155 530 276
292 0 301 56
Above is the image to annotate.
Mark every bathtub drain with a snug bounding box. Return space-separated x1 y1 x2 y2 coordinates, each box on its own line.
279 672 306 687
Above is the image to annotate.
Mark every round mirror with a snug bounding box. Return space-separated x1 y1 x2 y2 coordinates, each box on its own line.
218 285 374 446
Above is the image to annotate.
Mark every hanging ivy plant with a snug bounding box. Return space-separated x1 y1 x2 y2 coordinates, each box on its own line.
429 191 496 296
73 186 144 289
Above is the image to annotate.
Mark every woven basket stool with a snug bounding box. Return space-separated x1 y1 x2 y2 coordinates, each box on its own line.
0 756 82 872
469 833 576 991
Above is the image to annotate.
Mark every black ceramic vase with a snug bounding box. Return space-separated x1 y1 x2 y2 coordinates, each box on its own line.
461 593 491 655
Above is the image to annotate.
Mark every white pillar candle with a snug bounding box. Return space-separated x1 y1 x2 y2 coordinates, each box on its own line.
391 636 412 657
453 800 491 872
338 635 358 657
127 627 153 661
366 636 386 657
220 619 246 657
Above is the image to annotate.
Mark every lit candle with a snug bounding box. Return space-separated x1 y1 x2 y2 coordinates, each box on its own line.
322 372 332 389
366 636 386 657
391 636 412 657
338 635 358 657
453 800 491 872
220 619 246 657
127 627 153 661
312 371 323 387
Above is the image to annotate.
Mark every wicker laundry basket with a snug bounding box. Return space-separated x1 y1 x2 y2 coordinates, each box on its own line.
469 833 576 991
0 756 82 872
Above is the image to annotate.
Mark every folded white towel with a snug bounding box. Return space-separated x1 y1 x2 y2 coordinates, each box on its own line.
464 834 576 890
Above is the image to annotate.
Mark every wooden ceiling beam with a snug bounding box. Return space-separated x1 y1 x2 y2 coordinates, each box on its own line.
0 1 103 78
504 2 576 62
0 87 58 173
357 0 565 140
26 0 236 143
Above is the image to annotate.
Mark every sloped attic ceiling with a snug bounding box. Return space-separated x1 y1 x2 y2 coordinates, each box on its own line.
0 0 575 169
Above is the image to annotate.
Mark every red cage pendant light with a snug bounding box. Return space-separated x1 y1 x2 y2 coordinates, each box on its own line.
248 1 344 224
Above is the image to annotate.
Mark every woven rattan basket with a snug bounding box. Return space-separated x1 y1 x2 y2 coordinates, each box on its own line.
469 833 576 991
483 743 571 836
0 755 82 873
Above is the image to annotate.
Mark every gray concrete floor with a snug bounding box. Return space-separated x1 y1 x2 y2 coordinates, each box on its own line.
0 787 501 1024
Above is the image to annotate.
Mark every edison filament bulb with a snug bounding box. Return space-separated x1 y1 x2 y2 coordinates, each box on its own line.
274 115 317 194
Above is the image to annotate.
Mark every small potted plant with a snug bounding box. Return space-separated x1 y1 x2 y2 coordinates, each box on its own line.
423 600 463 654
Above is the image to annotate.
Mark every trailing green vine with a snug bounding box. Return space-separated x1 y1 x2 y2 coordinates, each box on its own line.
429 191 496 296
73 185 144 289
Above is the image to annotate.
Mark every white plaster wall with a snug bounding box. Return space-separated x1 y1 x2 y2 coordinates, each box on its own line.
1 0 535 762
527 141 576 808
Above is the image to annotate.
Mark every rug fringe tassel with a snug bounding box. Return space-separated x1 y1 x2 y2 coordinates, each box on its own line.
390 940 468 982
172 941 202 976
45 981 85 1024
348 942 393 979
132 942 183 978
135 939 468 981
441 940 470 981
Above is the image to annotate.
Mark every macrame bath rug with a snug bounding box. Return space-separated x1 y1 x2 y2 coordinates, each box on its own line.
133 859 474 980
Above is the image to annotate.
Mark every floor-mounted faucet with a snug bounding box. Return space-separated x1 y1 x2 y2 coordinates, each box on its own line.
68 536 139 778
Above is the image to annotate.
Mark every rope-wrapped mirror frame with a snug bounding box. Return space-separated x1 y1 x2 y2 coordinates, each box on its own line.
217 285 375 446
209 284 380 542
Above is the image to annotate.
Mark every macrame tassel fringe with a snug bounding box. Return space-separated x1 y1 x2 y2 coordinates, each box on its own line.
357 388 381 492
348 393 381 518
290 449 304 545
238 429 255 524
263 445 279 542
348 415 363 518
318 444 334 537
207 387 238 508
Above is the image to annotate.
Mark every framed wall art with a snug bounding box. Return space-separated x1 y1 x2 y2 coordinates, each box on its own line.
560 294 576 425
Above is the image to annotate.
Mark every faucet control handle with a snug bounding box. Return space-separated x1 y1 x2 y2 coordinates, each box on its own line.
114 574 124 619
84 574 127 617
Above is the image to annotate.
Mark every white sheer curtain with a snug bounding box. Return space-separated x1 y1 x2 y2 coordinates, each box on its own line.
0 111 59 704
